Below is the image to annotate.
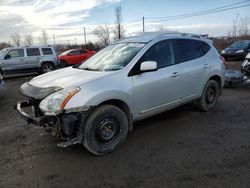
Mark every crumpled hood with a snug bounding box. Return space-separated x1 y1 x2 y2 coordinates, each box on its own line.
29 67 112 88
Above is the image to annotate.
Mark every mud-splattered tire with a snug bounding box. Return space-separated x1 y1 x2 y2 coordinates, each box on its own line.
83 105 128 155
197 80 220 112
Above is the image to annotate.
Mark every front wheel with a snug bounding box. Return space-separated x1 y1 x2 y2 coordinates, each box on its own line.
41 63 55 74
197 80 220 112
83 105 128 155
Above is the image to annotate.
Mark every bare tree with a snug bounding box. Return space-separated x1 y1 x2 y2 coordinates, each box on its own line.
24 34 34 46
93 25 111 46
10 32 22 47
231 13 239 39
38 30 49 45
0 42 10 49
238 17 249 37
113 4 125 40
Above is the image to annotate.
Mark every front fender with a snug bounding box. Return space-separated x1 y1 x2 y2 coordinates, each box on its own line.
65 90 134 114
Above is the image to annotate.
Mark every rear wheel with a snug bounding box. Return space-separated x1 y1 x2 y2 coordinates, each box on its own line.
197 80 220 112
83 105 128 155
41 63 55 74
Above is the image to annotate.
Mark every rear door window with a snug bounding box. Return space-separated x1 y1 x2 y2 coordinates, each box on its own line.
27 48 40 56
42 48 53 55
174 39 208 63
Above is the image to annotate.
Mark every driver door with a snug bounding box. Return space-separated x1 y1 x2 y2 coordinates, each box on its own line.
131 40 183 119
1 49 25 74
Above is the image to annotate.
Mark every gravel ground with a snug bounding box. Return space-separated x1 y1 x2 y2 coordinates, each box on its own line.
0 61 249 188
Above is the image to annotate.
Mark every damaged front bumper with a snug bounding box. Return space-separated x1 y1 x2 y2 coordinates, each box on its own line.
16 101 46 126
16 101 89 147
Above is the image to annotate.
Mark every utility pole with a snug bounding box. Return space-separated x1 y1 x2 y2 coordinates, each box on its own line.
75 37 77 46
53 34 56 46
142 16 145 32
84 27 87 47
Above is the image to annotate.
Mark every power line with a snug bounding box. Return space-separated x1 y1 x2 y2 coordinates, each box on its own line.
148 4 250 22
146 0 250 20
125 18 142 24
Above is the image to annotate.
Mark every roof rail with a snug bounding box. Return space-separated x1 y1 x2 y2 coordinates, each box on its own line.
181 33 202 38
140 32 203 39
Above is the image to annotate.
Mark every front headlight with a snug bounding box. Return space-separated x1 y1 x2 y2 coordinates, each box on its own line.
221 50 225 54
235 50 244 53
39 87 80 114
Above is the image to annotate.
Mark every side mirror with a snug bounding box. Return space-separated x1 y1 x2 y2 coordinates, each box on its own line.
4 54 11 59
140 61 158 72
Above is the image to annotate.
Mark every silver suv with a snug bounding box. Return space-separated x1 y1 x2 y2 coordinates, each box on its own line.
17 33 225 155
0 46 59 75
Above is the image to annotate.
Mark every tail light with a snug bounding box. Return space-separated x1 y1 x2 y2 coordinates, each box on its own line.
219 56 225 65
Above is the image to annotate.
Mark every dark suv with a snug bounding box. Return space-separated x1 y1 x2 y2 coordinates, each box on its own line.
221 40 250 60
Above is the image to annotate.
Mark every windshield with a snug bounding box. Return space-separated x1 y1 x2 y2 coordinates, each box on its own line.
60 50 72 56
79 42 145 71
230 41 249 49
0 48 8 58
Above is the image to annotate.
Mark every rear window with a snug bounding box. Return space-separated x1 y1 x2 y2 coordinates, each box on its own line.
174 39 210 63
27 48 40 56
42 48 53 55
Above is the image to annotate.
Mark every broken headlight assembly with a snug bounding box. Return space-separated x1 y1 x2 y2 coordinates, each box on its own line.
39 87 80 115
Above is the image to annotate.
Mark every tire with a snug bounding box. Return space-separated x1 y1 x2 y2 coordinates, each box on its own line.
83 105 128 155
41 62 55 74
197 80 220 112
60 60 67 68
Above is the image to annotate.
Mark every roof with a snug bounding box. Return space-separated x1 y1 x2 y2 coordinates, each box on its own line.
117 32 206 43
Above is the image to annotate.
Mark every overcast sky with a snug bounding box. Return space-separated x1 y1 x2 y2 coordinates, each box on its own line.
0 0 249 45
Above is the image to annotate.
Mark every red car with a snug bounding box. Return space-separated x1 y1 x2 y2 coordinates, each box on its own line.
58 49 95 67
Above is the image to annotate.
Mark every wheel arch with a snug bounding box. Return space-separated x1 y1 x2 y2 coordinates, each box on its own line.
98 99 133 131
209 75 222 90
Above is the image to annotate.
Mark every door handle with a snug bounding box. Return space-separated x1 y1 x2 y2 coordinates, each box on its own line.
170 72 181 78
203 64 211 69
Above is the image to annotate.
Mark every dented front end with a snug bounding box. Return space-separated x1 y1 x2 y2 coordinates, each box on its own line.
16 82 90 147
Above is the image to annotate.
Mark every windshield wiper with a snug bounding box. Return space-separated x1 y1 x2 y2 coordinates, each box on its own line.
79 67 100 71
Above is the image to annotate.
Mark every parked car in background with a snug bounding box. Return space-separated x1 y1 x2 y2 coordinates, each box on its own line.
221 40 250 60
58 49 95 67
17 32 225 155
0 73 4 88
241 52 250 75
0 46 60 75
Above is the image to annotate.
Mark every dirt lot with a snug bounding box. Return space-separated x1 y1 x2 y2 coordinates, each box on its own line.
0 61 249 188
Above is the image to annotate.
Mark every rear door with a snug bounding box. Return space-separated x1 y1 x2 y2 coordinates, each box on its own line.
78 50 89 62
1 48 25 74
26 48 41 69
174 39 211 100
131 40 183 119
67 50 83 64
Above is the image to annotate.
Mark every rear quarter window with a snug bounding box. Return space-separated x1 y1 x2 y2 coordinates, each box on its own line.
42 48 53 55
174 39 210 63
